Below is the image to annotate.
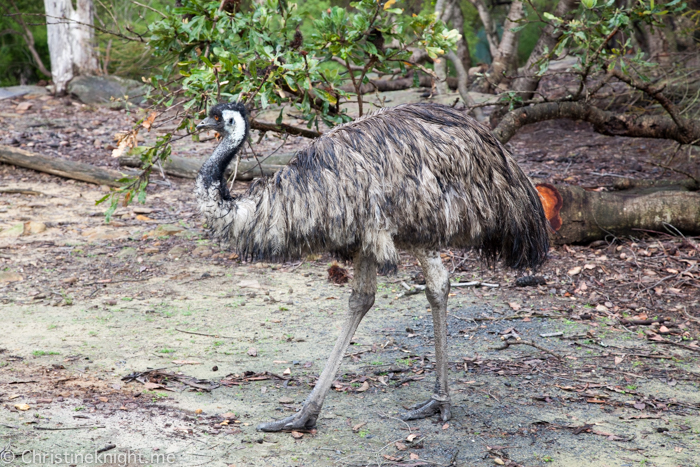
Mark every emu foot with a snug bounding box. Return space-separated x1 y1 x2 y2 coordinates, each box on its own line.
257 409 318 432
400 396 451 422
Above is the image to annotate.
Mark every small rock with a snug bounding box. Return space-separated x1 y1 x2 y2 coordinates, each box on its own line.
144 224 184 238
0 271 23 283
22 221 46 235
167 246 187 258
278 397 294 404
82 227 129 242
247 347 257 357
192 246 213 258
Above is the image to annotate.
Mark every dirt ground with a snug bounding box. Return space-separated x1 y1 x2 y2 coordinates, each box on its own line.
1 88 699 467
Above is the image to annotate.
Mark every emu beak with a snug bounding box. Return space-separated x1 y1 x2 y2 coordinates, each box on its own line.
196 117 217 131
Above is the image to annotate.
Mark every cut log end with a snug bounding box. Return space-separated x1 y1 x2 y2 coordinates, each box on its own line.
536 183 563 231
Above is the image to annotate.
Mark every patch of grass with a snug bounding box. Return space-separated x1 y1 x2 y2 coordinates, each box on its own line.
396 358 413 366
32 350 60 357
158 348 176 354
144 391 168 402
358 429 369 438
370 360 384 365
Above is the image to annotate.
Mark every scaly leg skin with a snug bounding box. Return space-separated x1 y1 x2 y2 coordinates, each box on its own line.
401 250 451 422
257 253 377 432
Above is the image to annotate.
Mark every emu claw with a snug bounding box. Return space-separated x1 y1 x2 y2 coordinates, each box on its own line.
256 411 318 432
400 397 451 422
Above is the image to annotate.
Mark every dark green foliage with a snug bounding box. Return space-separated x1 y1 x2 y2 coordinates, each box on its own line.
0 0 50 86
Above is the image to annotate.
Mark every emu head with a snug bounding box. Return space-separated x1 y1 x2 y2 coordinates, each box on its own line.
197 102 249 148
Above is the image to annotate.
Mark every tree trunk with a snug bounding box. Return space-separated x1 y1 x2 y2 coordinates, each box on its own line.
449 3 471 82
489 0 524 91
44 0 100 94
512 0 581 100
536 182 700 244
433 0 454 95
467 0 499 60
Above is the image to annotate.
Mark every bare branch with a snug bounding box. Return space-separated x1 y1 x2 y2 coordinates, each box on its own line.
493 101 700 145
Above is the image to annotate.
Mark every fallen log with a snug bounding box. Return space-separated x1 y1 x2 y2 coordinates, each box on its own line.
536 181 700 244
0 145 125 187
118 153 295 180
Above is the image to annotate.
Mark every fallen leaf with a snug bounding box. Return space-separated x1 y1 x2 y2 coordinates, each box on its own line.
291 431 304 439
614 356 624 365
508 302 521 311
247 347 257 357
395 442 407 451
596 304 609 312
568 266 582 276
383 455 402 461
659 325 669 333
494 458 505 465
142 111 157 131
283 368 291 376
410 453 419 460
583 264 596 270
195 408 203 414
98 397 109 403
442 423 449 430
406 433 418 442
222 412 236 419
136 215 154 222
172 360 201 365
14 404 30 411
352 422 367 432
238 279 261 289
143 382 164 390
356 381 370 392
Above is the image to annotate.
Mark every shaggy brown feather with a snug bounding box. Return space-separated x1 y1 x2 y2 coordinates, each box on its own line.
198 103 549 270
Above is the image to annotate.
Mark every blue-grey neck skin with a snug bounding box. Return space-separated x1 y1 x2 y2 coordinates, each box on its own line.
198 136 240 200
196 106 249 201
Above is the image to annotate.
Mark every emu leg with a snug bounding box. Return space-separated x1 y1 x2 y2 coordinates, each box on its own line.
401 250 451 422
257 254 377 432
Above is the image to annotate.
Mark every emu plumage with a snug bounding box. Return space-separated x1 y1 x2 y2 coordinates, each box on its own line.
195 102 549 431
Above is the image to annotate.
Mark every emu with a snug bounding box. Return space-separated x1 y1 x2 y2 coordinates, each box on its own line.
195 102 549 432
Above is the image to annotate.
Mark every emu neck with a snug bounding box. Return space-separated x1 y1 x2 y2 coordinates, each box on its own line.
198 136 241 200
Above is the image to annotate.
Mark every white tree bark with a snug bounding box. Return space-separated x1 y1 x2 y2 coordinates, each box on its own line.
433 0 454 95
512 0 581 99
467 0 499 60
490 0 524 88
44 0 99 94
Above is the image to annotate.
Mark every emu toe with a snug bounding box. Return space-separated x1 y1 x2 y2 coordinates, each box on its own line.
400 397 451 422
256 412 318 432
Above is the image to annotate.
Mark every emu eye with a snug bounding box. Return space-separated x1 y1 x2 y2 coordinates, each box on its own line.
229 119 234 124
